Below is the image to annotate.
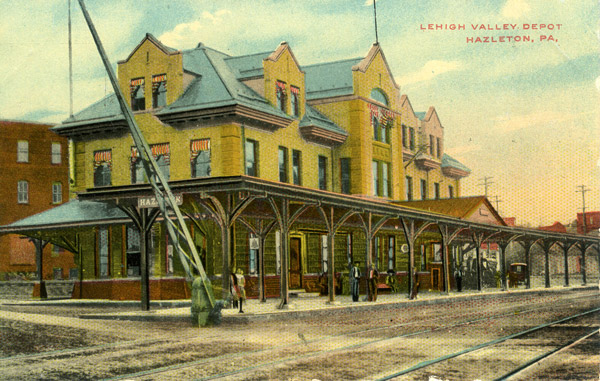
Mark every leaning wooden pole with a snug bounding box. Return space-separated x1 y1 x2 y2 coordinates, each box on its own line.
77 0 216 317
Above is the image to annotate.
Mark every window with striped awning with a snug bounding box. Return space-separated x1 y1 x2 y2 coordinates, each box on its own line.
93 150 112 168
190 139 210 161
191 139 211 178
152 74 167 90
131 143 170 164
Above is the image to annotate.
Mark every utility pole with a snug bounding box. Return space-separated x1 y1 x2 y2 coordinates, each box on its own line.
492 195 502 214
576 185 589 234
478 176 494 197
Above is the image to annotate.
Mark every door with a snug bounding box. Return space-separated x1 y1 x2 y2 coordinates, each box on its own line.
289 237 302 289
432 268 440 290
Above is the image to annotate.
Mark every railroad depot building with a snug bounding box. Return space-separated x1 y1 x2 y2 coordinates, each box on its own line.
3 35 598 301
0 120 75 281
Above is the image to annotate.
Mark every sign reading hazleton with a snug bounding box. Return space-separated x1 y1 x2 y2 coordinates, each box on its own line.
138 194 183 208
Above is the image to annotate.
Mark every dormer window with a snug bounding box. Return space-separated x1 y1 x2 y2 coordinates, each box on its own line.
152 74 167 108
290 86 300 117
130 78 145 111
276 81 287 113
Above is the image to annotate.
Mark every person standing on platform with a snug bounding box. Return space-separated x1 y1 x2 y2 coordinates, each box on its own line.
235 269 246 313
350 262 361 302
230 272 239 309
409 268 420 300
368 265 379 302
454 266 463 292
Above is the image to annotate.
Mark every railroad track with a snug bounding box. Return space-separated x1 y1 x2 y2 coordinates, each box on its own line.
99 295 599 380
376 307 600 380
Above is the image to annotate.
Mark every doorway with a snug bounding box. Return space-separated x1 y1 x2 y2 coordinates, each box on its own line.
289 237 302 289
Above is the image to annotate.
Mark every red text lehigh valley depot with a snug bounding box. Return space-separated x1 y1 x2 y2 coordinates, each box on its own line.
420 23 563 31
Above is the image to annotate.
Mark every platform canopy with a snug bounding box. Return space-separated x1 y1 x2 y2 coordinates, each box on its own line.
0 199 130 252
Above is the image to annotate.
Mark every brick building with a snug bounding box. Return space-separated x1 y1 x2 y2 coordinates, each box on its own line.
0 120 75 280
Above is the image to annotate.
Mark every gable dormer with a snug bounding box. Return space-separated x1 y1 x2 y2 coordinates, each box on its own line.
419 106 444 160
263 42 306 119
352 43 400 110
117 34 184 112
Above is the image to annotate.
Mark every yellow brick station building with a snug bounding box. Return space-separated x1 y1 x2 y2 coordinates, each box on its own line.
49 34 473 300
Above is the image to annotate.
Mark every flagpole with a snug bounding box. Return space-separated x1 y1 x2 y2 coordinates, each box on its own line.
373 0 379 44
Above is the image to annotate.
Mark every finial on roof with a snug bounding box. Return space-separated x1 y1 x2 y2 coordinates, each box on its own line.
280 41 288 45
197 42 204 48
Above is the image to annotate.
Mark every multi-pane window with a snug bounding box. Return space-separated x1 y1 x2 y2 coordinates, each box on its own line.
17 140 28 163
130 78 145 111
346 233 353 267
373 117 379 141
155 155 170 181
436 137 441 158
405 176 413 201
245 139 258 176
131 158 146 184
248 233 258 275
448 185 454 198
409 128 415 150
292 149 301 185
372 161 379 196
434 182 440 200
126 225 141 277
402 125 408 148
429 135 435 155
191 139 211 178
98 227 109 277
152 144 170 181
420 179 428 200
152 74 167 108
382 162 390 198
373 161 390 198
52 182 62 204
374 236 380 269
340 158 351 194
278 146 288 183
276 81 287 113
17 180 28 204
51 142 61 164
93 150 112 187
318 155 328 190
321 235 328 273
291 86 300 117
387 236 395 271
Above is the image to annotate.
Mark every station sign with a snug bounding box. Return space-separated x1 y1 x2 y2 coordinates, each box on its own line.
138 194 183 208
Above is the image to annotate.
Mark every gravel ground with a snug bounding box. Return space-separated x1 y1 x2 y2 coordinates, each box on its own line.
0 289 598 380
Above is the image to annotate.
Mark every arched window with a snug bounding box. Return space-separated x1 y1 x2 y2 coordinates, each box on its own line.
370 88 388 106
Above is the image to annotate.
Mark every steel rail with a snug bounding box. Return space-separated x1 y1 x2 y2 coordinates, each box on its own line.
100 294 599 380
494 328 599 381
376 306 600 380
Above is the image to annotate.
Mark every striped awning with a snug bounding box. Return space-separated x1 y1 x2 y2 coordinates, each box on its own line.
152 74 167 91
190 139 210 161
131 143 170 162
93 150 112 168
290 86 299 95
276 81 286 90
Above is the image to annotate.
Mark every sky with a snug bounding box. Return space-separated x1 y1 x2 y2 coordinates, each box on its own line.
0 0 598 227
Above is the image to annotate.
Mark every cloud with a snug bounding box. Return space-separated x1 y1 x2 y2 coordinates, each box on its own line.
395 60 463 86
501 0 531 19
492 110 595 133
